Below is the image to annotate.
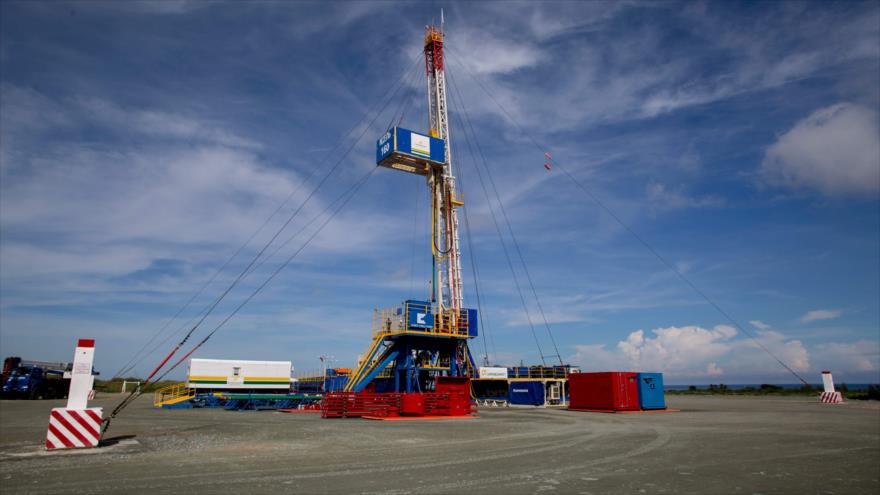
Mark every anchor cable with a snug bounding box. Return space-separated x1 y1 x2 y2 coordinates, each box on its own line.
448 50 809 385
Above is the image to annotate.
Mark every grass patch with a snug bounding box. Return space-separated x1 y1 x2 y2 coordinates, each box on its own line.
666 384 880 400
94 378 179 394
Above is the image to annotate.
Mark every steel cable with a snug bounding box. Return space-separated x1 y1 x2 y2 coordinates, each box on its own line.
445 68 547 366
447 49 809 385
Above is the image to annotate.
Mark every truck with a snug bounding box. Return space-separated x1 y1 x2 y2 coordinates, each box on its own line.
1 357 72 399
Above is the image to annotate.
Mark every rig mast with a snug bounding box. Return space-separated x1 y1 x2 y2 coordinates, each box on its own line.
424 24 464 312
345 22 478 394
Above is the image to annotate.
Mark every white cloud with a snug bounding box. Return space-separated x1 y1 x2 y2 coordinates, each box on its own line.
78 98 262 149
800 309 842 323
615 325 738 374
813 340 880 374
705 362 723 376
570 324 813 381
444 2 879 137
761 103 880 197
749 320 771 330
646 183 725 209
0 89 401 311
449 29 541 76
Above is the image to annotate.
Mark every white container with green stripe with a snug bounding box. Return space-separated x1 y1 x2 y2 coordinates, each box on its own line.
186 358 292 390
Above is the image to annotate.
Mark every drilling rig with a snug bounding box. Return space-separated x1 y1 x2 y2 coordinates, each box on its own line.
344 23 478 394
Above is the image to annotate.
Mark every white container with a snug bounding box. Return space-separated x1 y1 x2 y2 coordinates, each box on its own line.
186 359 292 390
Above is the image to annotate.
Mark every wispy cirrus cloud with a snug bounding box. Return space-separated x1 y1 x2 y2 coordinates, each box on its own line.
800 309 842 323
646 183 725 210
749 320 771 330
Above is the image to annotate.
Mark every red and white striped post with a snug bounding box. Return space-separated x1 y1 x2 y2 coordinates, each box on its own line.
45 339 103 450
819 370 843 404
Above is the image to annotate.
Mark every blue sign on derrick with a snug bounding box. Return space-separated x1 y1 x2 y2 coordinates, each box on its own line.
405 300 434 329
376 127 446 175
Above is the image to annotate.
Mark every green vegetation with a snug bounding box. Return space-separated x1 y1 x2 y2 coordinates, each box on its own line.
667 384 880 400
93 378 179 394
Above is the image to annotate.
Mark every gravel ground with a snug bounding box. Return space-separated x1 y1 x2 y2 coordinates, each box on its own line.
0 394 878 494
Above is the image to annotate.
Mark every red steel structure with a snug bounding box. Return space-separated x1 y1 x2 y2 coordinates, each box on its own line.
424 27 444 76
322 377 471 418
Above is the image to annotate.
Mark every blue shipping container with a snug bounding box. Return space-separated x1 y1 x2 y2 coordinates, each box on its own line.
324 376 348 393
637 372 666 410
376 127 446 167
508 381 545 406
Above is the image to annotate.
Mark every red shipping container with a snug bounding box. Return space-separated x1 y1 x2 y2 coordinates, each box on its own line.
569 372 640 411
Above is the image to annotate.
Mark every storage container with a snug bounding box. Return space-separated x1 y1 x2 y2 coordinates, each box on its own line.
508 381 545 406
568 372 639 411
637 372 665 410
187 359 292 390
324 375 349 393
376 127 446 175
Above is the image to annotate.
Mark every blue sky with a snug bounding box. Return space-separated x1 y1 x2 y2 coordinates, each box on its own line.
1 1 878 384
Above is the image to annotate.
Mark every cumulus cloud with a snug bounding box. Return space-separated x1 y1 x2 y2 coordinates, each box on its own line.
615 325 739 375
705 362 723 376
813 340 880 374
800 309 842 323
750 320 771 330
571 324 812 381
761 103 880 197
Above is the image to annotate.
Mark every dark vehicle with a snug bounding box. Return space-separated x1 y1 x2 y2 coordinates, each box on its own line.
1 357 72 399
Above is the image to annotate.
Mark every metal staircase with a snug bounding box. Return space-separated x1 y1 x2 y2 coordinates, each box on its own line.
153 382 195 407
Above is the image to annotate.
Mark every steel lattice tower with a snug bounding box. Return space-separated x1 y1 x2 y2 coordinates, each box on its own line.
344 22 478 394
424 25 464 313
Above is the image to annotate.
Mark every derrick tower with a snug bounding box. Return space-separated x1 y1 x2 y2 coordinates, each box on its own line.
344 23 478 394
424 24 464 312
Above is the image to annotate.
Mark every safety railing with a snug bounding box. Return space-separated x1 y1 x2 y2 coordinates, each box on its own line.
372 304 470 339
153 382 195 406
296 376 325 383
506 366 572 379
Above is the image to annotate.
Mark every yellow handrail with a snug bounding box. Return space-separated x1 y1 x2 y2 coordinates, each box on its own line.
345 333 385 392
153 382 194 406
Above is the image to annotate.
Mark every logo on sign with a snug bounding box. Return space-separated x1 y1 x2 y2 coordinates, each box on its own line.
408 308 433 329
411 132 430 157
